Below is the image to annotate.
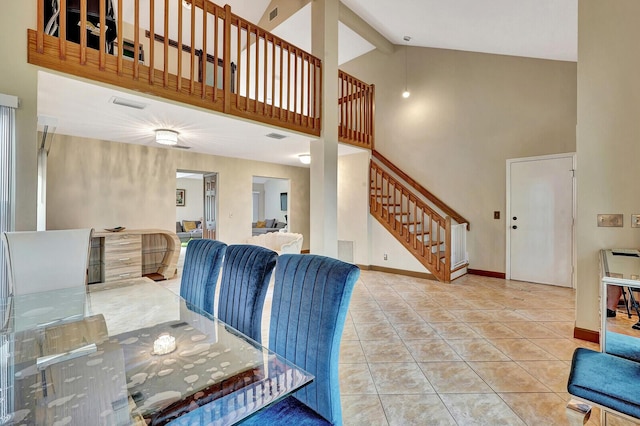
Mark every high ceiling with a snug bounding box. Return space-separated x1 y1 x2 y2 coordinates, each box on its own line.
341 0 577 62
38 0 578 167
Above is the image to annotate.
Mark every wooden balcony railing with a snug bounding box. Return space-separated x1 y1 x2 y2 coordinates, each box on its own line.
29 0 322 136
338 70 374 149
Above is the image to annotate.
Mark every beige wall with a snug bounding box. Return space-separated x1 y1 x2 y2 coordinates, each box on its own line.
575 0 640 332
46 135 310 249
0 2 38 231
340 46 577 273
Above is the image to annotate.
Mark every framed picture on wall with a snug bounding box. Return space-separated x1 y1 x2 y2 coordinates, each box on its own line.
280 192 288 211
176 189 186 206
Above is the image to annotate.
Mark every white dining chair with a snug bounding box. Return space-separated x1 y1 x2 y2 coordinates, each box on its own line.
2 228 93 296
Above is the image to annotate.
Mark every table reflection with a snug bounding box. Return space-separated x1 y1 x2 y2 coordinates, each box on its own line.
1 278 312 425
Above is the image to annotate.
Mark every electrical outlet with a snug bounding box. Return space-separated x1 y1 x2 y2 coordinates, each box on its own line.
632 214 640 228
494 211 500 219
383 253 388 261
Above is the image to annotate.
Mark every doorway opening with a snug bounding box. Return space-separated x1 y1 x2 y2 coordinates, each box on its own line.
252 176 289 236
176 171 217 243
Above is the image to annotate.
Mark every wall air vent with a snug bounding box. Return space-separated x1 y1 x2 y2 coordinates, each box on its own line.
265 132 287 140
109 96 148 110
269 7 278 21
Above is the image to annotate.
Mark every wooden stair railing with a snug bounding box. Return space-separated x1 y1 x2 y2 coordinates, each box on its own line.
372 150 469 230
370 159 469 282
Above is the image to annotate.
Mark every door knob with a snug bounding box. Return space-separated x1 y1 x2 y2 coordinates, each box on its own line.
512 225 518 229
513 216 517 220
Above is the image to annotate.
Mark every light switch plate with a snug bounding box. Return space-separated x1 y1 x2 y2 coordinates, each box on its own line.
597 214 623 227
632 214 640 228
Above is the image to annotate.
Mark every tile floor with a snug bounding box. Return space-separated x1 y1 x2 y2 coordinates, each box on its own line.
162 250 640 425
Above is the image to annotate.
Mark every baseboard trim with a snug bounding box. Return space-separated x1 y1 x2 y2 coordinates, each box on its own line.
574 327 599 343
360 264 436 281
468 269 506 279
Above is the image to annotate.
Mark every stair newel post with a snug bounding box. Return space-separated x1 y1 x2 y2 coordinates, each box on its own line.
444 216 452 282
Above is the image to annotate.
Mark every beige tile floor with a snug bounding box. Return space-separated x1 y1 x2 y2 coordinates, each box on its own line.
162 250 640 425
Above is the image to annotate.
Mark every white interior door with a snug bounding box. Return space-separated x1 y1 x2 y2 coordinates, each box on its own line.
508 155 574 287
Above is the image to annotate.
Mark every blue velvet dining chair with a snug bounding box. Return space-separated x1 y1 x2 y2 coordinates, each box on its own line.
179 239 227 315
217 244 277 343
240 254 360 425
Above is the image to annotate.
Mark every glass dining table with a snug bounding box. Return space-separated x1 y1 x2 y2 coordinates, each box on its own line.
0 278 312 425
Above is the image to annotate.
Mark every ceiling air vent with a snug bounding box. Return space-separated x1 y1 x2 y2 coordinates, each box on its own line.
269 7 278 21
109 96 147 110
265 132 287 140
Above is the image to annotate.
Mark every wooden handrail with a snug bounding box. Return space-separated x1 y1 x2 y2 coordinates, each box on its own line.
372 150 470 230
370 161 451 281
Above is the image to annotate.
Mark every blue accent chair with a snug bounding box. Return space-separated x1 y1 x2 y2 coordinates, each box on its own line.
218 244 277 343
179 239 227 315
240 254 360 425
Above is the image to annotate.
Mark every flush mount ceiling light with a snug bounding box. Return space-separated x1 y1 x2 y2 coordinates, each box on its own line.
298 154 311 165
402 35 411 99
182 0 192 9
155 129 178 146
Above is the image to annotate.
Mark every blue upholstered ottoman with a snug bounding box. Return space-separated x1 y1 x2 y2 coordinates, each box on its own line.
568 347 640 420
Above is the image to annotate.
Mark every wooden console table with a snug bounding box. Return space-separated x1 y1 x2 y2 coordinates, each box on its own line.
88 229 180 283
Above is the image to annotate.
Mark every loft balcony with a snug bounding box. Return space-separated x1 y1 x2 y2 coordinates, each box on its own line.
28 0 374 149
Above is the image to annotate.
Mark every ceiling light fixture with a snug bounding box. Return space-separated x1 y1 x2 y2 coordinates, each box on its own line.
155 129 178 146
402 35 411 99
298 154 311 165
182 0 192 10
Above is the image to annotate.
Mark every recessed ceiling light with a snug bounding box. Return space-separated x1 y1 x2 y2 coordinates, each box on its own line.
109 96 147 110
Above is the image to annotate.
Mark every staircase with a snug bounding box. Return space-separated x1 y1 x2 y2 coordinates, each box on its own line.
370 151 469 282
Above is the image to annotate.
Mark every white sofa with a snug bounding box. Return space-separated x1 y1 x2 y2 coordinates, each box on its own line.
244 232 303 254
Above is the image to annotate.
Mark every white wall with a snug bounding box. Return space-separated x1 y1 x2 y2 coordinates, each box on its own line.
264 178 289 223
176 176 204 224
337 151 371 265
252 183 265 221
